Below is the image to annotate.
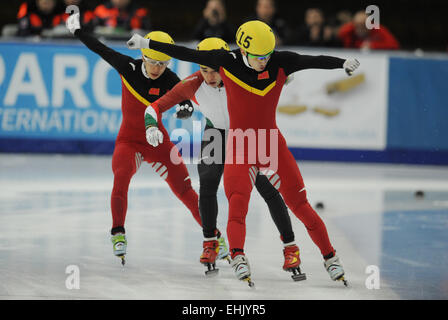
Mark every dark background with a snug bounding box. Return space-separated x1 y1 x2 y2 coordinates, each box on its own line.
1 0 447 52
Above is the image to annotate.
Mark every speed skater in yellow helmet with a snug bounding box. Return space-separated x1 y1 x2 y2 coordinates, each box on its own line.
236 20 275 57
196 37 229 88
141 31 174 61
196 37 230 51
196 37 230 70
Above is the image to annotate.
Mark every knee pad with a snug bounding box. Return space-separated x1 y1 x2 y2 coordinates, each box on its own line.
227 192 250 223
172 181 193 198
282 185 308 211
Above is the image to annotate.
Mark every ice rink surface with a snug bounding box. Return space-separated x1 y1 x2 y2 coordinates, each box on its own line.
1 154 447 300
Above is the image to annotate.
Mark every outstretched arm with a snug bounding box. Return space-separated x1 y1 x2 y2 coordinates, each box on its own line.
144 72 202 147
153 72 202 114
127 33 223 70
145 72 202 129
278 51 359 76
67 13 133 74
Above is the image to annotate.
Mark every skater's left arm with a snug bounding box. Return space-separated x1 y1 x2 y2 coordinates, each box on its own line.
278 51 360 76
126 33 226 70
66 13 134 74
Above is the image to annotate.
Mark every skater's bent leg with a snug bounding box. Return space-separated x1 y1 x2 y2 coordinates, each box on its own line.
146 142 202 226
226 191 250 257
111 171 132 231
198 161 224 238
178 187 202 226
274 142 335 257
165 167 202 226
111 144 138 233
282 186 334 257
224 168 253 258
255 174 295 243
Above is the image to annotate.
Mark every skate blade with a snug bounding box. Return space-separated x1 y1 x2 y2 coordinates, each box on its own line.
203 263 219 277
242 276 255 288
220 255 231 264
337 276 349 287
285 267 307 281
205 268 219 277
291 272 307 281
115 254 126 266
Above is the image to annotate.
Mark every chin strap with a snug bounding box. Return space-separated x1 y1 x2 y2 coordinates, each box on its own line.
141 62 150 79
241 53 253 70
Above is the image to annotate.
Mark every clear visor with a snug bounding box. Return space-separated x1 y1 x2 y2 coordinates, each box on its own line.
247 50 274 61
142 55 170 66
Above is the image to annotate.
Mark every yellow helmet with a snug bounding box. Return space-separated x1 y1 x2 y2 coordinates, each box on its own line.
196 37 229 69
236 20 275 56
141 31 174 61
196 37 230 51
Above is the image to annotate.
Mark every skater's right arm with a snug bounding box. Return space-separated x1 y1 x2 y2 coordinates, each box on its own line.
152 71 203 114
67 13 133 75
127 33 225 70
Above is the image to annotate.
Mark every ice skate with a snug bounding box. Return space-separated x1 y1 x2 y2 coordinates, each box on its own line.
231 254 254 288
217 236 231 263
324 254 348 287
111 233 127 266
200 240 219 276
283 244 306 281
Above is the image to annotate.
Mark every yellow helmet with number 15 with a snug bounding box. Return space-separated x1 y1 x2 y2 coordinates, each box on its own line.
236 20 275 56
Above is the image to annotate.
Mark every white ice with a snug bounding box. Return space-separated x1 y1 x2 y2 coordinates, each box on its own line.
1 154 448 300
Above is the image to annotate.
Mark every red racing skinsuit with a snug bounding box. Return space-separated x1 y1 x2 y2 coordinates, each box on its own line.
149 70 296 244
74 29 201 234
145 40 346 258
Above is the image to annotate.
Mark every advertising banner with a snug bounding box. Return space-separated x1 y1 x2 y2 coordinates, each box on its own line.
277 50 389 150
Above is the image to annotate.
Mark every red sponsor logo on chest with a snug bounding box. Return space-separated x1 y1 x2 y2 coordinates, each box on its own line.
258 71 269 80
149 88 160 95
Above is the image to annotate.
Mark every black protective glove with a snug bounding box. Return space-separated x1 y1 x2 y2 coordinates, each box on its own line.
174 100 194 119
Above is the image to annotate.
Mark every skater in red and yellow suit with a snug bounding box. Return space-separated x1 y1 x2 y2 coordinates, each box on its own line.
66 13 201 265
127 20 360 285
146 38 302 278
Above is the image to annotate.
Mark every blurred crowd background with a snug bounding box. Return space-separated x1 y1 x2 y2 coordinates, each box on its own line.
0 0 447 52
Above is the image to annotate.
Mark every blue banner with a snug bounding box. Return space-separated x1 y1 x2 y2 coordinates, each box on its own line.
387 57 448 151
0 41 199 142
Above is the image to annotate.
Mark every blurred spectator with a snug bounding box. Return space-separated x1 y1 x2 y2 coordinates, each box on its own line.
245 0 290 46
292 8 341 47
192 0 234 43
326 10 352 36
335 10 352 27
338 10 400 50
52 0 95 34
16 0 62 36
92 0 151 34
